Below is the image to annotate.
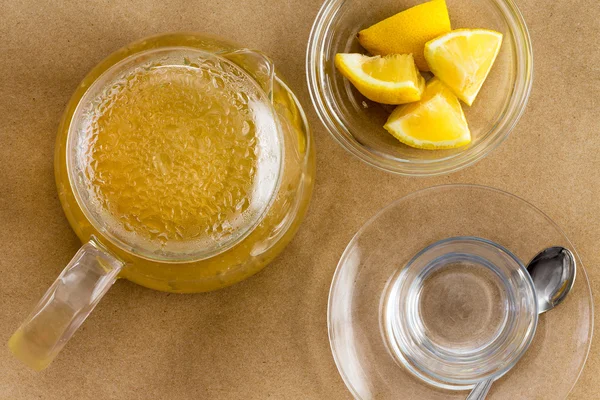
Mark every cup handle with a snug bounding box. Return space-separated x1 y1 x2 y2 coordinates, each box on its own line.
8 239 124 370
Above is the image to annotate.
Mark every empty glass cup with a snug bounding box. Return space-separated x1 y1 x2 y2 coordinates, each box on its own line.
382 237 537 389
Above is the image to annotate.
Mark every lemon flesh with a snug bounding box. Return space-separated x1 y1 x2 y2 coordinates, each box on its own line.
335 53 425 105
357 0 451 71
384 78 471 150
424 29 503 106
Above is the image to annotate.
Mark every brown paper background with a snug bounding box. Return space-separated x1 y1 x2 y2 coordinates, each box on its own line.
0 0 598 398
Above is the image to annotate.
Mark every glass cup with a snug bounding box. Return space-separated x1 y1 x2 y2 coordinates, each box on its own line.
9 33 315 371
382 237 537 390
307 0 533 175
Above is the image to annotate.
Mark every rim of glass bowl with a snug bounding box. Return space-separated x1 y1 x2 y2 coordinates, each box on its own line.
307 0 533 176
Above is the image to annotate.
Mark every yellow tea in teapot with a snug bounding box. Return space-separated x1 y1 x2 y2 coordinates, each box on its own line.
75 50 282 258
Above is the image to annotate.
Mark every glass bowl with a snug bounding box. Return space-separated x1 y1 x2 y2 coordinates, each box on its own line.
328 185 593 399
307 0 533 176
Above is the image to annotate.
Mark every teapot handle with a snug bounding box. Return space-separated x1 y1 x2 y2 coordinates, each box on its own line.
220 49 275 100
8 239 123 370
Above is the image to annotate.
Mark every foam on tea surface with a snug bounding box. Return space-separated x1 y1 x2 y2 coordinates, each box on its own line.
71 49 282 260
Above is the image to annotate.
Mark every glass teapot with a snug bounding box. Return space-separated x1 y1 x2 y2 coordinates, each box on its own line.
9 33 315 370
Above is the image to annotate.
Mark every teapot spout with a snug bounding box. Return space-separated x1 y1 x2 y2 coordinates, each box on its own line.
221 49 275 100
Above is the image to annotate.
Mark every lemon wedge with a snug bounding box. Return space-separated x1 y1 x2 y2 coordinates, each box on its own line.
357 0 451 71
424 29 503 106
335 53 425 105
384 78 471 149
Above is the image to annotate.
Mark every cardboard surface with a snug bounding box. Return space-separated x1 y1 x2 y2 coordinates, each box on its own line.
0 0 598 398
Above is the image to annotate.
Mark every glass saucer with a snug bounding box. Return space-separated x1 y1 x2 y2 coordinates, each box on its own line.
328 185 593 399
